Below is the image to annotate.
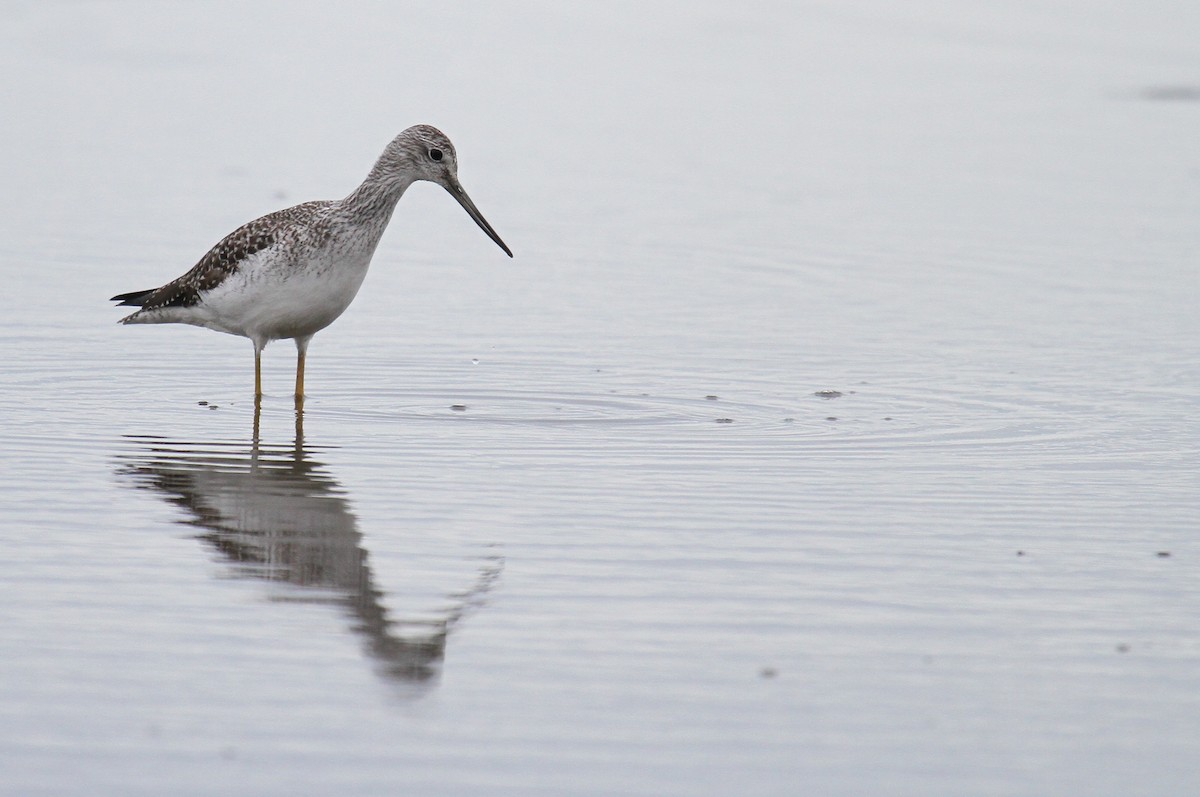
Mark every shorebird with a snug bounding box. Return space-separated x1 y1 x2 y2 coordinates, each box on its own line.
111 124 511 399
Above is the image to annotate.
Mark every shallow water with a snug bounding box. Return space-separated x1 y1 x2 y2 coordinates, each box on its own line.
2 2 1199 795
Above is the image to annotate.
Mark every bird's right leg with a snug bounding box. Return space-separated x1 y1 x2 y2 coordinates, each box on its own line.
253 338 266 399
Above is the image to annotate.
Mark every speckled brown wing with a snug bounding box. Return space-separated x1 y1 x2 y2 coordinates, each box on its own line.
111 202 330 312
135 225 277 311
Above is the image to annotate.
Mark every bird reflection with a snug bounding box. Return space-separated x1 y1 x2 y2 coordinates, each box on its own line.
114 403 501 689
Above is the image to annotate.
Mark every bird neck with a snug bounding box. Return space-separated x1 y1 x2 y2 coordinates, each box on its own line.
340 165 413 223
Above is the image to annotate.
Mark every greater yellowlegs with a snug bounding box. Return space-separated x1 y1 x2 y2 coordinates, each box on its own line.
111 124 512 399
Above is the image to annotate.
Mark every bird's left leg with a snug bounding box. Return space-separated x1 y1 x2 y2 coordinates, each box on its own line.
294 336 312 400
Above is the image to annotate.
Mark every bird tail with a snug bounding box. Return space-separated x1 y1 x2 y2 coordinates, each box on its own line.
111 289 156 307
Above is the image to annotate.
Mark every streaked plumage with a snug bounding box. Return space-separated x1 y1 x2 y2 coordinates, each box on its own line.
112 124 511 399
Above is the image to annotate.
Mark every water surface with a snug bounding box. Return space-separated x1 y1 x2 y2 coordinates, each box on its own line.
1 2 1198 795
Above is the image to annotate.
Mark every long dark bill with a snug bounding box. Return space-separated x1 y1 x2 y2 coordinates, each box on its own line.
444 176 513 258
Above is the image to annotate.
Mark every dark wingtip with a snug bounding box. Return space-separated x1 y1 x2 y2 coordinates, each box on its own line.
111 289 155 307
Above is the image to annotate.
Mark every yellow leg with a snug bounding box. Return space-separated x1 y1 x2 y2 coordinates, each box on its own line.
254 348 263 398
294 337 310 400
295 349 306 399
252 343 263 439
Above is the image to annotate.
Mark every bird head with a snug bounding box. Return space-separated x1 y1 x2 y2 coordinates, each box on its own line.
382 125 512 258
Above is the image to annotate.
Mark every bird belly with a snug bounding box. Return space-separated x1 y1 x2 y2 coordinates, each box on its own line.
201 252 372 342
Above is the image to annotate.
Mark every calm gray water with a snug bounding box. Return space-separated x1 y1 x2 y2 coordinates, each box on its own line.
2 2 1198 795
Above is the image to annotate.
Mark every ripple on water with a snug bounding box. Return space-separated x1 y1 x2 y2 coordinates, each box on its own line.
318 388 786 429
289 371 1148 471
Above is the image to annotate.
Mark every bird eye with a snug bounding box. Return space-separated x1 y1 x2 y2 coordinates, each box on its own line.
429 148 443 162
